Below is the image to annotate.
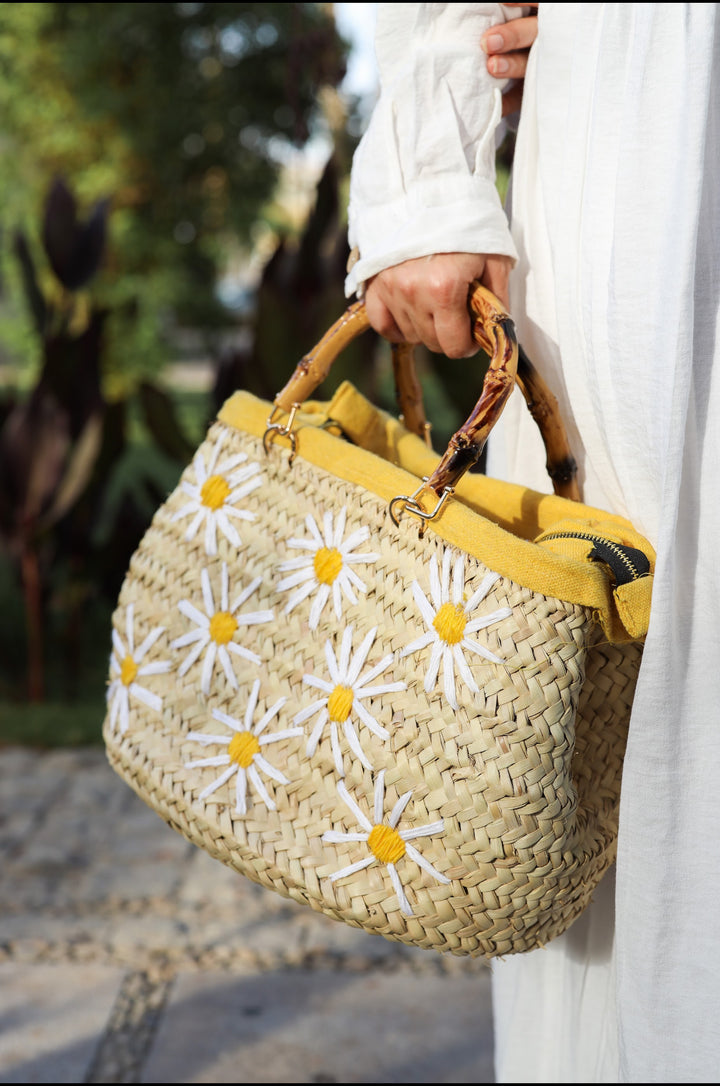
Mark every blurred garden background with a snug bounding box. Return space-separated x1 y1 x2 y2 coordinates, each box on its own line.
0 2 514 748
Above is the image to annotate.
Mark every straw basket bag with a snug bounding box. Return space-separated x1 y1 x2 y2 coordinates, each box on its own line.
102 284 654 958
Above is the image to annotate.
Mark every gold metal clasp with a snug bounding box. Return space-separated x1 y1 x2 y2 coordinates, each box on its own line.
388 478 454 537
263 402 300 462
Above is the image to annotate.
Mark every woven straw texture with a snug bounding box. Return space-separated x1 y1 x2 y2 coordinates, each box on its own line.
103 417 640 958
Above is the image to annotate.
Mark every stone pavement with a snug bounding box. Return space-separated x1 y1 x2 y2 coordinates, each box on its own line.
0 745 495 1084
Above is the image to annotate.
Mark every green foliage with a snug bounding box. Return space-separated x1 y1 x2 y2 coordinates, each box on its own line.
0 4 516 749
0 2 349 384
0 2 353 735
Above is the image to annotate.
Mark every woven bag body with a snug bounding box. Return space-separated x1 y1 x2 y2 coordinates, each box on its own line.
103 413 642 958
104 287 652 958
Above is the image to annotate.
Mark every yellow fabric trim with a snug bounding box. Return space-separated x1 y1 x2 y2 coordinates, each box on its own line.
615 580 653 642
219 384 656 643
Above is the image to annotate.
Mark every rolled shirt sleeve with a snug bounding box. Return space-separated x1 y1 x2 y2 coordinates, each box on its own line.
345 3 523 298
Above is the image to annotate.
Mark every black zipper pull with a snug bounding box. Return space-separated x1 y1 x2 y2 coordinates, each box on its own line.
538 531 651 586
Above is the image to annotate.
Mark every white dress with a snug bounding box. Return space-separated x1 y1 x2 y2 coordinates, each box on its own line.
346 4 720 1082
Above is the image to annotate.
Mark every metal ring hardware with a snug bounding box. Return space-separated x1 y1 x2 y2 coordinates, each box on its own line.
262 403 300 461
388 479 455 531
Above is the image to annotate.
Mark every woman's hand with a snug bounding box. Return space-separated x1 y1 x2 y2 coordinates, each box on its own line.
364 252 513 359
362 8 539 358
483 3 539 116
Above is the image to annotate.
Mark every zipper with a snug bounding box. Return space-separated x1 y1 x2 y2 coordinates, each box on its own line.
537 531 651 587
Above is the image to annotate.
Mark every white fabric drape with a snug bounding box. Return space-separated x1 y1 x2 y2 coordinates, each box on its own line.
345 4 524 296
345 4 720 1082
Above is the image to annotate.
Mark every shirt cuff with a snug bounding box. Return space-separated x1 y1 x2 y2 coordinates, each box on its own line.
344 174 517 298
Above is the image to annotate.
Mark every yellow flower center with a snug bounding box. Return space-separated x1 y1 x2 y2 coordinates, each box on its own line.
227 731 260 768
200 473 230 510
313 546 343 585
209 610 238 645
368 823 406 865
433 602 467 645
120 654 138 686
327 684 354 723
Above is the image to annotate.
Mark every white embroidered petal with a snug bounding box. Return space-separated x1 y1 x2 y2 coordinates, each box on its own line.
128 684 162 713
297 627 403 774
135 625 165 662
352 698 390 741
442 648 458 709
338 779 374 832
177 600 210 628
186 754 230 770
306 711 328 757
294 695 329 724
388 788 413 828
217 646 237 688
184 679 298 814
309 584 332 629
107 608 168 734
453 643 480 694
339 526 371 552
400 552 508 707
423 641 444 694
247 765 274 810
176 637 207 676
404 844 450 885
253 754 289 787
231 576 263 611
137 660 171 677
225 642 262 664
254 697 289 738
171 439 261 555
199 764 235 800
465 569 501 611
353 651 398 690
411 581 437 628
401 819 446 841
323 831 370 845
343 720 373 769
387 864 413 916
276 508 379 626
322 775 448 916
327 856 375 881
172 564 271 693
461 639 504 665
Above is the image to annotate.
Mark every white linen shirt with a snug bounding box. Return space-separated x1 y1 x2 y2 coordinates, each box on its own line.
345 3 524 297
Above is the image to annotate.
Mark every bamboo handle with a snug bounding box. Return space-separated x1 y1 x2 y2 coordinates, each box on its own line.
270 282 580 502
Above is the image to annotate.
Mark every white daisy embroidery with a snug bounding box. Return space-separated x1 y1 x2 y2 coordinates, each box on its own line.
170 563 273 695
184 678 301 814
400 551 511 710
107 604 170 735
292 625 406 777
276 507 380 630
171 434 262 556
322 770 449 916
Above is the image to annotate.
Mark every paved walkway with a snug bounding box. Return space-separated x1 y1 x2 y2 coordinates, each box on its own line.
0 745 494 1083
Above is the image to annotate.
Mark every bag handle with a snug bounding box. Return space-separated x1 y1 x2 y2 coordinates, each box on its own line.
265 282 580 525
390 338 579 498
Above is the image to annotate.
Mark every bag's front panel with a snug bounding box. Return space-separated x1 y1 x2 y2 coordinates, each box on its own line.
103 418 631 957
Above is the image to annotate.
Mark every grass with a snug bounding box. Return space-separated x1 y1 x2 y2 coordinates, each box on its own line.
0 699 107 748
0 556 116 748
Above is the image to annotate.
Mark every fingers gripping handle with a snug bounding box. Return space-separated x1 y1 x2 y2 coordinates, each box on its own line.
266 283 579 517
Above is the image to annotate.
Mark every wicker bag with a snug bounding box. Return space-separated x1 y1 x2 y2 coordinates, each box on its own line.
102 285 654 958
